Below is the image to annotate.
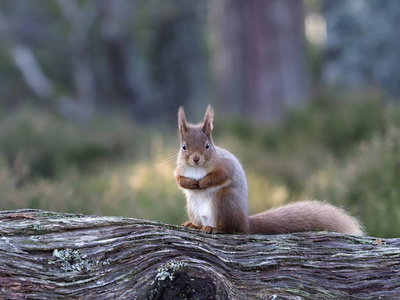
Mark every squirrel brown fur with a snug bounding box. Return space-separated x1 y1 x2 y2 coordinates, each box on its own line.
174 105 363 236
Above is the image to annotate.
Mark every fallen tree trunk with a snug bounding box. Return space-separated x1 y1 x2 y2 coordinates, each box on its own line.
0 209 399 299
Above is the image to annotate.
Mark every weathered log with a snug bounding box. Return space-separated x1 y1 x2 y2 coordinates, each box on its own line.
0 209 399 299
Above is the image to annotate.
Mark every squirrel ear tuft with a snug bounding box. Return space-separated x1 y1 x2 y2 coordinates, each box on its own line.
178 106 187 139
202 105 214 137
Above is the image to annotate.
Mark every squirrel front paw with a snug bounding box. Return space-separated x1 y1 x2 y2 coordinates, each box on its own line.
186 179 199 190
198 178 208 189
178 176 199 190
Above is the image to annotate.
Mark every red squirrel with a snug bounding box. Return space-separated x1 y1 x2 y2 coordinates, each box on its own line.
175 105 363 235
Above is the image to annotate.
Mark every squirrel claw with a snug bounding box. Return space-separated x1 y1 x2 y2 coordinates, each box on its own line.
200 226 215 234
182 223 218 234
181 221 192 227
182 221 201 230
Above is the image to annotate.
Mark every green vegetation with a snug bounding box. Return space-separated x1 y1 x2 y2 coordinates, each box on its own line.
305 127 400 238
0 96 399 237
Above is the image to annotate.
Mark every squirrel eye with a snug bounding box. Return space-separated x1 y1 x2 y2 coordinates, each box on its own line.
182 143 186 150
205 142 210 149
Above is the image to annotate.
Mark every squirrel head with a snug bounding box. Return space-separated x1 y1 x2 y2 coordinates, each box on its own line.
177 105 215 167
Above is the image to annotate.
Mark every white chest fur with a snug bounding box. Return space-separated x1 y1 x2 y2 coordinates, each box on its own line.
184 189 215 227
181 166 216 227
181 166 208 181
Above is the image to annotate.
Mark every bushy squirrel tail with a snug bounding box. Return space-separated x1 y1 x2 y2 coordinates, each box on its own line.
249 200 364 235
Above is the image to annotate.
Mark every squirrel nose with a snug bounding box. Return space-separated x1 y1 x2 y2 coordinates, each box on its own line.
193 155 200 163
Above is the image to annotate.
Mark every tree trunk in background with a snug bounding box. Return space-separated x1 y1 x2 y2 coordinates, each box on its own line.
149 2 209 123
0 5 93 122
209 0 308 124
56 0 97 117
321 0 400 98
97 0 138 111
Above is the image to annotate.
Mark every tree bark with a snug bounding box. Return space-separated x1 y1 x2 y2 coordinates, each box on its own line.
0 209 399 299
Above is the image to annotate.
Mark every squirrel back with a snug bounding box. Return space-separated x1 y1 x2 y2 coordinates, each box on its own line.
175 105 363 236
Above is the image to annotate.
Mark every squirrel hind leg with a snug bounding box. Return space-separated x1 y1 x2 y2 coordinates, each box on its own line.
182 223 221 234
200 226 228 234
182 221 201 230
200 226 215 234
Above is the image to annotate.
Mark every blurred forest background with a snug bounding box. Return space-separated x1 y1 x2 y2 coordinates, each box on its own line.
0 0 399 237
